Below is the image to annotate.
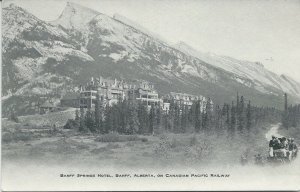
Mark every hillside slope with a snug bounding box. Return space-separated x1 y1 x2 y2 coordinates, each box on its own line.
175 42 300 97
2 2 299 116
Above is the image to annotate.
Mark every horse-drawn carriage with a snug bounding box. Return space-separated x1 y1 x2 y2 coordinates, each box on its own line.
241 136 298 166
266 149 297 164
266 136 298 165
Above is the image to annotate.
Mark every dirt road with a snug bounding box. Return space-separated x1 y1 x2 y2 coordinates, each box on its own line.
265 123 283 141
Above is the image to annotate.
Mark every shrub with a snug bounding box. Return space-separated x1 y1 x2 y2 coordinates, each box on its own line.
170 138 180 148
2 131 34 143
76 144 90 150
126 135 140 141
2 133 14 143
141 138 148 142
185 140 213 162
106 143 120 149
95 133 120 142
64 119 79 129
190 135 198 146
56 144 76 154
95 133 143 142
91 147 113 154
14 132 32 142
154 141 170 159
9 112 19 123
125 142 135 147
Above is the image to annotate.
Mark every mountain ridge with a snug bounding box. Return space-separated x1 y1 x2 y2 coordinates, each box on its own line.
2 2 300 116
174 41 300 97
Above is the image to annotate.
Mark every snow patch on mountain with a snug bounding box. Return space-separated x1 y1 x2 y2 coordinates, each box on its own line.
181 65 202 78
109 51 127 62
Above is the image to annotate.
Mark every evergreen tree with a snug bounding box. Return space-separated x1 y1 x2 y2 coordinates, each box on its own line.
137 102 148 134
75 109 80 121
207 98 213 127
284 93 288 111
282 93 289 128
127 100 139 134
111 105 119 133
10 111 19 123
149 104 156 134
236 92 240 112
229 101 236 137
94 94 101 133
99 96 105 133
194 100 201 132
162 109 168 132
202 98 212 133
237 95 245 132
79 107 87 132
246 100 252 133
117 99 127 134
104 104 112 133
85 108 95 132
174 102 181 133
155 103 163 134
180 104 188 133
202 110 208 131
290 105 296 127
215 104 222 135
225 104 230 128
168 100 176 132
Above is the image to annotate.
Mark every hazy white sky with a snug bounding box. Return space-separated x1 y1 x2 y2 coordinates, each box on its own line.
3 0 300 82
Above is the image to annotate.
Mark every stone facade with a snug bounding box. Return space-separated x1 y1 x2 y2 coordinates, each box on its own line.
60 77 211 113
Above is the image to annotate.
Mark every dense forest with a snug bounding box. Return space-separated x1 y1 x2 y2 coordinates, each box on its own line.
64 93 290 138
282 93 300 129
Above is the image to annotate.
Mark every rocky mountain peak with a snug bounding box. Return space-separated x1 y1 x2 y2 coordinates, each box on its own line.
52 2 101 30
65 2 100 16
2 2 300 117
2 4 42 44
3 3 38 22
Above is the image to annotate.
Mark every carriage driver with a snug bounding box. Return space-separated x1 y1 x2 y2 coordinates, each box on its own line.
288 138 298 161
269 135 276 157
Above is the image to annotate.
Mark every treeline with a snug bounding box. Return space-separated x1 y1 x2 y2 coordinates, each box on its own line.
65 93 282 137
282 93 300 128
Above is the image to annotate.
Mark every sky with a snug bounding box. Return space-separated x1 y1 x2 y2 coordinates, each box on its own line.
3 0 300 82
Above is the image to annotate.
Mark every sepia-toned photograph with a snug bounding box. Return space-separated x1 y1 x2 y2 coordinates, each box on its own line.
1 0 300 190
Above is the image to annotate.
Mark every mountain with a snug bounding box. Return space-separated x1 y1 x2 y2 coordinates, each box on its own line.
174 41 300 97
113 14 170 45
2 3 95 115
2 2 300 116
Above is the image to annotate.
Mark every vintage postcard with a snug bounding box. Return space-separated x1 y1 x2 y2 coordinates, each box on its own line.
1 0 300 191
